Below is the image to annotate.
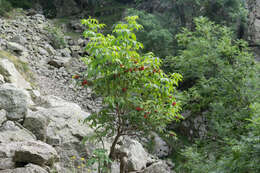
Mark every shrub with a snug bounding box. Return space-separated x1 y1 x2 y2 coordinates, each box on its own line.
78 16 182 172
126 9 174 57
165 17 259 172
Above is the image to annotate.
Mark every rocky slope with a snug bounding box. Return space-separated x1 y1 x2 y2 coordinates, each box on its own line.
0 11 172 173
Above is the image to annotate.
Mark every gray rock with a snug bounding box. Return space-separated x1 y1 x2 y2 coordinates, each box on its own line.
14 141 59 166
151 132 170 158
0 84 28 121
118 138 149 172
38 47 49 56
248 0 260 44
0 110 7 125
23 110 50 141
6 42 27 55
0 121 36 143
44 44 56 55
47 56 71 68
0 59 32 90
0 159 15 170
140 161 172 173
10 35 27 45
24 96 94 168
59 48 71 57
0 163 48 173
0 75 4 84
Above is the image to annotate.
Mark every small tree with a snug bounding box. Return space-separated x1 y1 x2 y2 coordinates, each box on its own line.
79 16 182 170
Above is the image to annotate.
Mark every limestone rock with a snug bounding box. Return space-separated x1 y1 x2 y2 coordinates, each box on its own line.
24 95 94 168
0 121 36 143
118 138 149 172
38 47 49 56
23 110 49 141
151 132 170 158
0 110 7 125
6 42 27 56
140 161 172 173
0 84 28 121
0 59 32 90
0 75 4 84
14 141 59 166
0 158 15 170
0 163 48 173
10 35 27 45
47 56 71 68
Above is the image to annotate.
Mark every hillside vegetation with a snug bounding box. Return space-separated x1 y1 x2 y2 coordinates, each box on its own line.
1 0 259 172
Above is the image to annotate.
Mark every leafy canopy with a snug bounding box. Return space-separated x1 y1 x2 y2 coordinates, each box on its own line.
80 16 182 159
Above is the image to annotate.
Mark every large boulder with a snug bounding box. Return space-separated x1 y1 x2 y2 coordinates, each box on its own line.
117 138 150 172
150 132 171 158
140 161 172 173
0 121 36 143
0 141 58 170
13 141 59 166
0 84 28 121
6 42 27 56
0 163 48 173
0 59 32 90
23 95 96 169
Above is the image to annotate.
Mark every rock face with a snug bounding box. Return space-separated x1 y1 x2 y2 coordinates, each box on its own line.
150 132 171 158
0 121 36 143
0 84 28 121
247 0 260 61
248 0 260 44
118 139 149 171
0 163 48 173
13 141 59 166
0 59 31 90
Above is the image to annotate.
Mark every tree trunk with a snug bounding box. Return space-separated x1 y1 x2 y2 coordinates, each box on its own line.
109 133 121 160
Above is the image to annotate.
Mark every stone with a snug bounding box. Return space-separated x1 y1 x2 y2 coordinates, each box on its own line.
0 121 36 143
47 56 71 68
0 110 7 125
117 138 149 172
0 59 32 90
23 110 50 141
13 141 59 166
38 47 49 56
59 48 71 57
10 35 27 45
140 161 172 173
0 75 4 84
151 132 170 158
0 163 48 173
0 84 28 121
44 44 56 55
0 159 15 170
23 95 94 168
6 42 27 55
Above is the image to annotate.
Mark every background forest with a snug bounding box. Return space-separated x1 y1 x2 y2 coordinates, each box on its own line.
0 0 259 172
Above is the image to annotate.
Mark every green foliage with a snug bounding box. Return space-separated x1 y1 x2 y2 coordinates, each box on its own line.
176 103 260 173
0 0 12 16
8 0 33 9
166 17 256 136
80 16 182 165
86 149 112 173
165 17 259 173
46 26 66 49
126 9 174 57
